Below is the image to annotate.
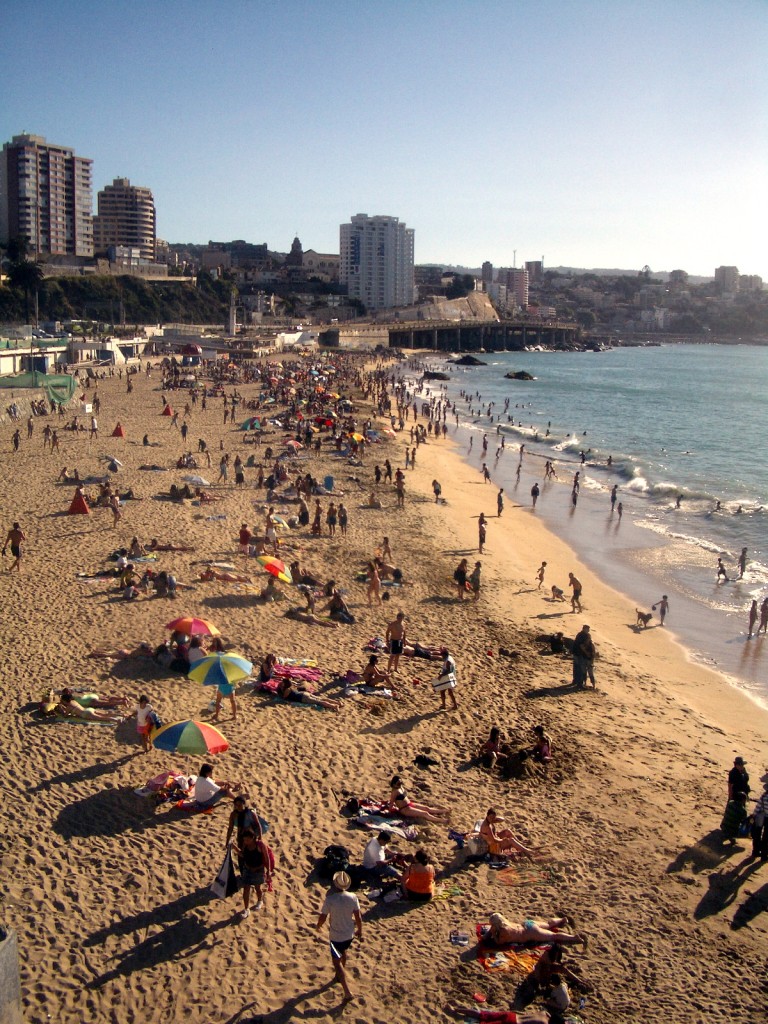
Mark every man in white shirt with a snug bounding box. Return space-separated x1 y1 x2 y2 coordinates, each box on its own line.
193 763 238 809
316 872 362 1002
362 831 401 881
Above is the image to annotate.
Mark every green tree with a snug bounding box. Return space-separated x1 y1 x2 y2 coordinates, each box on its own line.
8 258 44 324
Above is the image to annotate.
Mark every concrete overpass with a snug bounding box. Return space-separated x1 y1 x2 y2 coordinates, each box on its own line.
319 317 580 352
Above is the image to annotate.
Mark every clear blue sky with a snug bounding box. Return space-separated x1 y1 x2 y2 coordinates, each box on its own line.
3 0 766 277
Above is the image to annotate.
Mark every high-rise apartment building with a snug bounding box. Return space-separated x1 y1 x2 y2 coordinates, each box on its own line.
0 133 93 257
503 267 529 308
714 266 739 293
93 177 156 262
340 214 414 310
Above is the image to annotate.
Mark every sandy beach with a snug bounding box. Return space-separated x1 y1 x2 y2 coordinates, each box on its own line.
1 355 767 1024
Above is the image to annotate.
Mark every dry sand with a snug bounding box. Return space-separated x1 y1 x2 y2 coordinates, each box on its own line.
1 357 767 1024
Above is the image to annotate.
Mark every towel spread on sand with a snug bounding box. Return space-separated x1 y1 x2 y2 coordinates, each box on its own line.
353 814 419 840
475 924 549 975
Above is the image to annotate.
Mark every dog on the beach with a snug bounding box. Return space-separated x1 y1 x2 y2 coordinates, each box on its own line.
636 609 653 628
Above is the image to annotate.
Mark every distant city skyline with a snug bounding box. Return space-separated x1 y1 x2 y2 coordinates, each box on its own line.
2 1 766 278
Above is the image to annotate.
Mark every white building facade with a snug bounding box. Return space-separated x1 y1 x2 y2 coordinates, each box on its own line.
339 213 414 310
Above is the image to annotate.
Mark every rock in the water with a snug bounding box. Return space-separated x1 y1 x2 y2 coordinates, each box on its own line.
504 370 535 381
449 354 487 366
423 371 450 381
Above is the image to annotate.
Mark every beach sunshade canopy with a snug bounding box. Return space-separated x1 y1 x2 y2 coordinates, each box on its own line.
350 433 365 443
111 424 126 438
182 475 210 486
285 439 303 449
152 720 229 755
241 417 261 430
165 616 221 637
188 653 253 687
256 556 292 584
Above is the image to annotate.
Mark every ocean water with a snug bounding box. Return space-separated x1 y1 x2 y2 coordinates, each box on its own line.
413 344 768 704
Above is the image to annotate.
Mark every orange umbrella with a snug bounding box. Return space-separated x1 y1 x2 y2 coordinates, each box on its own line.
165 616 221 637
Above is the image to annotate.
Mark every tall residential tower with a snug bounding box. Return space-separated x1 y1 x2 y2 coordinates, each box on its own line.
0 133 93 257
93 177 156 261
339 214 414 311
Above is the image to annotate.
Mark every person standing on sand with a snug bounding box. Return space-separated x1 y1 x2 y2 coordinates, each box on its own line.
727 757 750 802
652 595 669 626
568 572 582 612
386 611 407 672
316 871 362 1003
432 479 442 503
434 647 458 710
748 600 758 639
2 521 25 573
536 562 547 589
531 482 540 508
478 513 487 554
11 429 20 452
572 624 596 688
469 561 482 602
617 501 623 520
610 485 618 512
716 558 729 583
758 597 768 636
497 488 504 516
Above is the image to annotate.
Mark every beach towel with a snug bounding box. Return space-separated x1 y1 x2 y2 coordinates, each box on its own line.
475 924 549 975
31 714 116 727
278 657 318 668
273 664 323 682
354 814 419 841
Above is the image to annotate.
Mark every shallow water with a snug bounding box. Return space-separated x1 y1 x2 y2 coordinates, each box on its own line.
409 344 768 704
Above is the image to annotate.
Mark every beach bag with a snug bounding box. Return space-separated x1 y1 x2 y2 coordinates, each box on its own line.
432 670 456 693
737 816 753 838
318 844 350 880
148 710 163 732
211 848 240 899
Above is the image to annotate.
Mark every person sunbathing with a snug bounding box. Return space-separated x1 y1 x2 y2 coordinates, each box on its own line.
128 537 147 558
276 677 340 711
367 492 382 509
86 642 154 660
403 641 443 660
200 567 252 583
479 808 532 857
149 539 196 552
387 775 449 824
289 561 321 587
284 607 339 629
195 488 220 503
55 690 124 722
487 911 586 949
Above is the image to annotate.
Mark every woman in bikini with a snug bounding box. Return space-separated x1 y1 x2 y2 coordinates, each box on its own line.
55 690 125 722
366 562 382 606
276 677 340 711
487 912 586 949
387 775 449 824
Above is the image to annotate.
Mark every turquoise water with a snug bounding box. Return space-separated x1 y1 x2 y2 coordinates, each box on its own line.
417 345 768 702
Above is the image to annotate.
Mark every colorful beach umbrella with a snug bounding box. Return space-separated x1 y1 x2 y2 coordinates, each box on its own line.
152 720 229 755
256 556 292 584
350 433 365 443
285 439 303 450
241 416 261 430
165 616 221 637
188 653 253 688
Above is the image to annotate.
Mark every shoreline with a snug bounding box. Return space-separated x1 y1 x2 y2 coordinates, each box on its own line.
2 357 767 1024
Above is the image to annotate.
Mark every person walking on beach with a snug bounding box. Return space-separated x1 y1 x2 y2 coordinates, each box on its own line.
2 521 26 573
568 572 583 613
531 482 540 508
617 501 623 520
536 562 547 589
386 611 406 672
316 871 362 1003
434 647 459 710
716 558 729 583
572 624 596 688
728 757 750 802
469 561 482 602
610 485 618 512
748 600 758 639
759 598 768 636
497 488 504 517
482 463 491 483
652 595 669 626
432 479 442 503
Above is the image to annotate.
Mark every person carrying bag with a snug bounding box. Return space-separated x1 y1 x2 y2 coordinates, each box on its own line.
432 647 458 711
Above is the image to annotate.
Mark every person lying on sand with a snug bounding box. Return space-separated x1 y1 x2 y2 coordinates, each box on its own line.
60 687 130 709
195 488 220 503
149 539 196 552
87 642 154 660
200 567 252 584
54 691 124 723
402 641 443 660
276 677 340 710
486 911 587 949
284 607 339 629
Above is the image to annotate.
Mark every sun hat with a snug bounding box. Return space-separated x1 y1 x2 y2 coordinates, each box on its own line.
333 871 351 891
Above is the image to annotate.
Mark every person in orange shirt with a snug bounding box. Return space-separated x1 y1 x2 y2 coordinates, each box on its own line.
401 848 436 902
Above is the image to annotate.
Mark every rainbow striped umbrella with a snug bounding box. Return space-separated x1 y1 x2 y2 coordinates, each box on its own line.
256 556 292 584
152 720 229 755
188 653 253 688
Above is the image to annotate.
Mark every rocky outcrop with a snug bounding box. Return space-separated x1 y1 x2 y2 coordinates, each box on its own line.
504 370 535 380
423 371 450 381
449 354 487 366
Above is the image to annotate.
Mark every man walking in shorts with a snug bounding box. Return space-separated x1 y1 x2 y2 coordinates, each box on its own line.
316 871 362 1002
568 572 582 612
3 522 26 573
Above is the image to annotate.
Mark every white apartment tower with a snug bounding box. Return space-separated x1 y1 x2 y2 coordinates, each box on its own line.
93 177 156 261
340 213 415 310
0 133 93 257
